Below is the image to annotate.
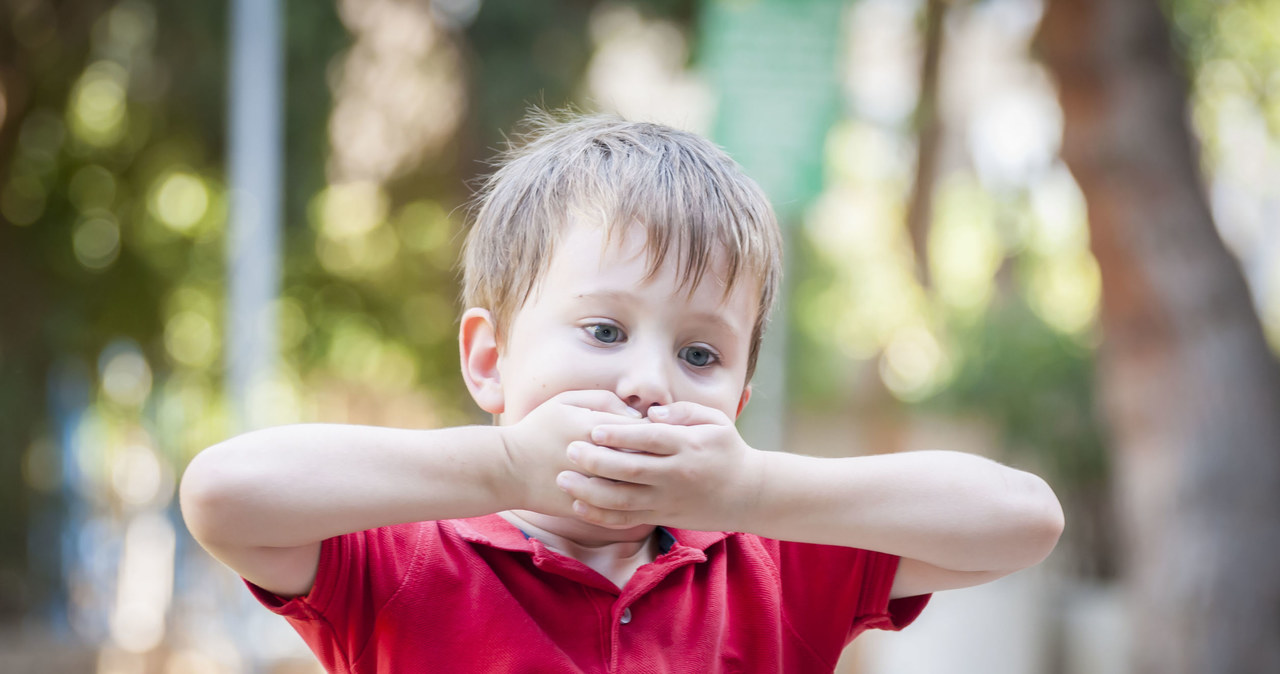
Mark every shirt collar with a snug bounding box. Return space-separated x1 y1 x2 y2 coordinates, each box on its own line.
452 514 729 557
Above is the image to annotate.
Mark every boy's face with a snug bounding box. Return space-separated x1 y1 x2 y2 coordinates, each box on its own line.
481 218 756 424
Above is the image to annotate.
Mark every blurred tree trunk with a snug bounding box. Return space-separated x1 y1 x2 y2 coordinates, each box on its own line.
1037 1 1280 672
905 0 947 288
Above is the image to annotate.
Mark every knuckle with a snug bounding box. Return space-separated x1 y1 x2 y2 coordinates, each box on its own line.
576 449 599 472
616 462 642 482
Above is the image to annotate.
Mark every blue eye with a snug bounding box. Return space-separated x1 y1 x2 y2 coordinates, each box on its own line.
679 345 717 367
588 324 624 344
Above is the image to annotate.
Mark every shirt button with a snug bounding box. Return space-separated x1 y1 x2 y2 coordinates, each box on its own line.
620 607 633 625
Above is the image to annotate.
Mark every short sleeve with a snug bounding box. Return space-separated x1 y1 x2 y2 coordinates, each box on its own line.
243 523 427 671
770 540 931 648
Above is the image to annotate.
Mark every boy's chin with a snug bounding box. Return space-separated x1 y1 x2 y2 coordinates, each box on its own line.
558 513 656 537
580 518 656 536
509 509 656 543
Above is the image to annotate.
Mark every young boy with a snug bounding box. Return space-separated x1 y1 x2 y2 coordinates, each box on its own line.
180 114 1063 672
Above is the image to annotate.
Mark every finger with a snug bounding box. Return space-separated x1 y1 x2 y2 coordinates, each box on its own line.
555 390 643 419
648 401 731 426
585 409 651 428
589 423 686 456
556 470 655 512
570 501 652 529
567 441 664 483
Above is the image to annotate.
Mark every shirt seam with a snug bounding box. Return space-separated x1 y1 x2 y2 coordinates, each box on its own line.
346 523 430 670
847 552 903 639
288 536 355 670
750 536 841 671
301 607 355 673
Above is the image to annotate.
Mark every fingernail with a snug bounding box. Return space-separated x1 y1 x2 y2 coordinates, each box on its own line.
556 472 572 490
590 427 605 443
572 500 587 515
627 406 642 417
567 444 581 462
649 406 668 420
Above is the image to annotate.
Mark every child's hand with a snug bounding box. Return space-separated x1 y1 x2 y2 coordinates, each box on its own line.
498 391 646 517
556 401 766 532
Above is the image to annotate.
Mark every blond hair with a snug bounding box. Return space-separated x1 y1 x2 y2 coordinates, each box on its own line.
462 111 782 382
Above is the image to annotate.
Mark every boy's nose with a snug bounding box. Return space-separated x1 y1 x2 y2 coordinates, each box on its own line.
615 348 673 417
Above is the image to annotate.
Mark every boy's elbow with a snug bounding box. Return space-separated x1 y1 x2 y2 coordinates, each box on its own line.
1009 472 1065 569
179 444 247 547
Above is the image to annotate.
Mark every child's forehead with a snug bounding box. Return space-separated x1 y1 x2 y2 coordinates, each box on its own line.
538 219 757 323
551 216 737 292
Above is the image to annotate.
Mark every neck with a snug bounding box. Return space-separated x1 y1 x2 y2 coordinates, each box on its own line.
500 510 659 588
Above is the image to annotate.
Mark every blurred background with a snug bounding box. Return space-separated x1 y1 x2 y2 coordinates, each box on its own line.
1 0 1277 672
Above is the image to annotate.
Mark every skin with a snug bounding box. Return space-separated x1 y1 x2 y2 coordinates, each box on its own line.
464 220 760 585
180 218 1064 599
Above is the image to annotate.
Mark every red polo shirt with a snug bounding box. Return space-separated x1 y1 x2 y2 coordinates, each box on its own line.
247 514 929 673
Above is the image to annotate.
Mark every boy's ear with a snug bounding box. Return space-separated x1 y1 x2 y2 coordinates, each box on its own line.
459 308 504 415
735 384 752 418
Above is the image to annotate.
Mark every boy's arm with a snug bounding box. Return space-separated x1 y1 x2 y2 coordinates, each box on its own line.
179 391 641 598
743 449 1064 598
180 424 509 598
557 402 1064 598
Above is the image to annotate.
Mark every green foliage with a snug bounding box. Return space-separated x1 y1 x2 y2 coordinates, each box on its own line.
928 277 1107 487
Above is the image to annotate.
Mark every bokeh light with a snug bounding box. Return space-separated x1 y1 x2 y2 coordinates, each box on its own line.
69 61 130 148
149 170 211 234
328 0 465 184
109 512 174 653
326 315 418 390
244 374 307 430
1026 250 1101 336
929 175 1002 317
73 215 122 270
843 0 919 126
99 341 153 408
164 311 217 368
312 182 400 278
880 325 951 401
110 443 166 507
314 181 387 240
585 4 712 131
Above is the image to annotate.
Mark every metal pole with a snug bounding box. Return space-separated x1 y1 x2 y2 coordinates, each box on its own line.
227 0 282 433
225 1 285 670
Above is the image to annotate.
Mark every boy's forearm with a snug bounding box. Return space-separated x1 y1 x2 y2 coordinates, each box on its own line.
742 450 1064 573
180 424 518 550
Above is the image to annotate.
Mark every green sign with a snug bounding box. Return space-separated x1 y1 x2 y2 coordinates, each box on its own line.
700 0 845 219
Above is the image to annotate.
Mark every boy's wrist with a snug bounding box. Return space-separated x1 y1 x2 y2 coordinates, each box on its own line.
489 425 527 511
730 448 793 536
